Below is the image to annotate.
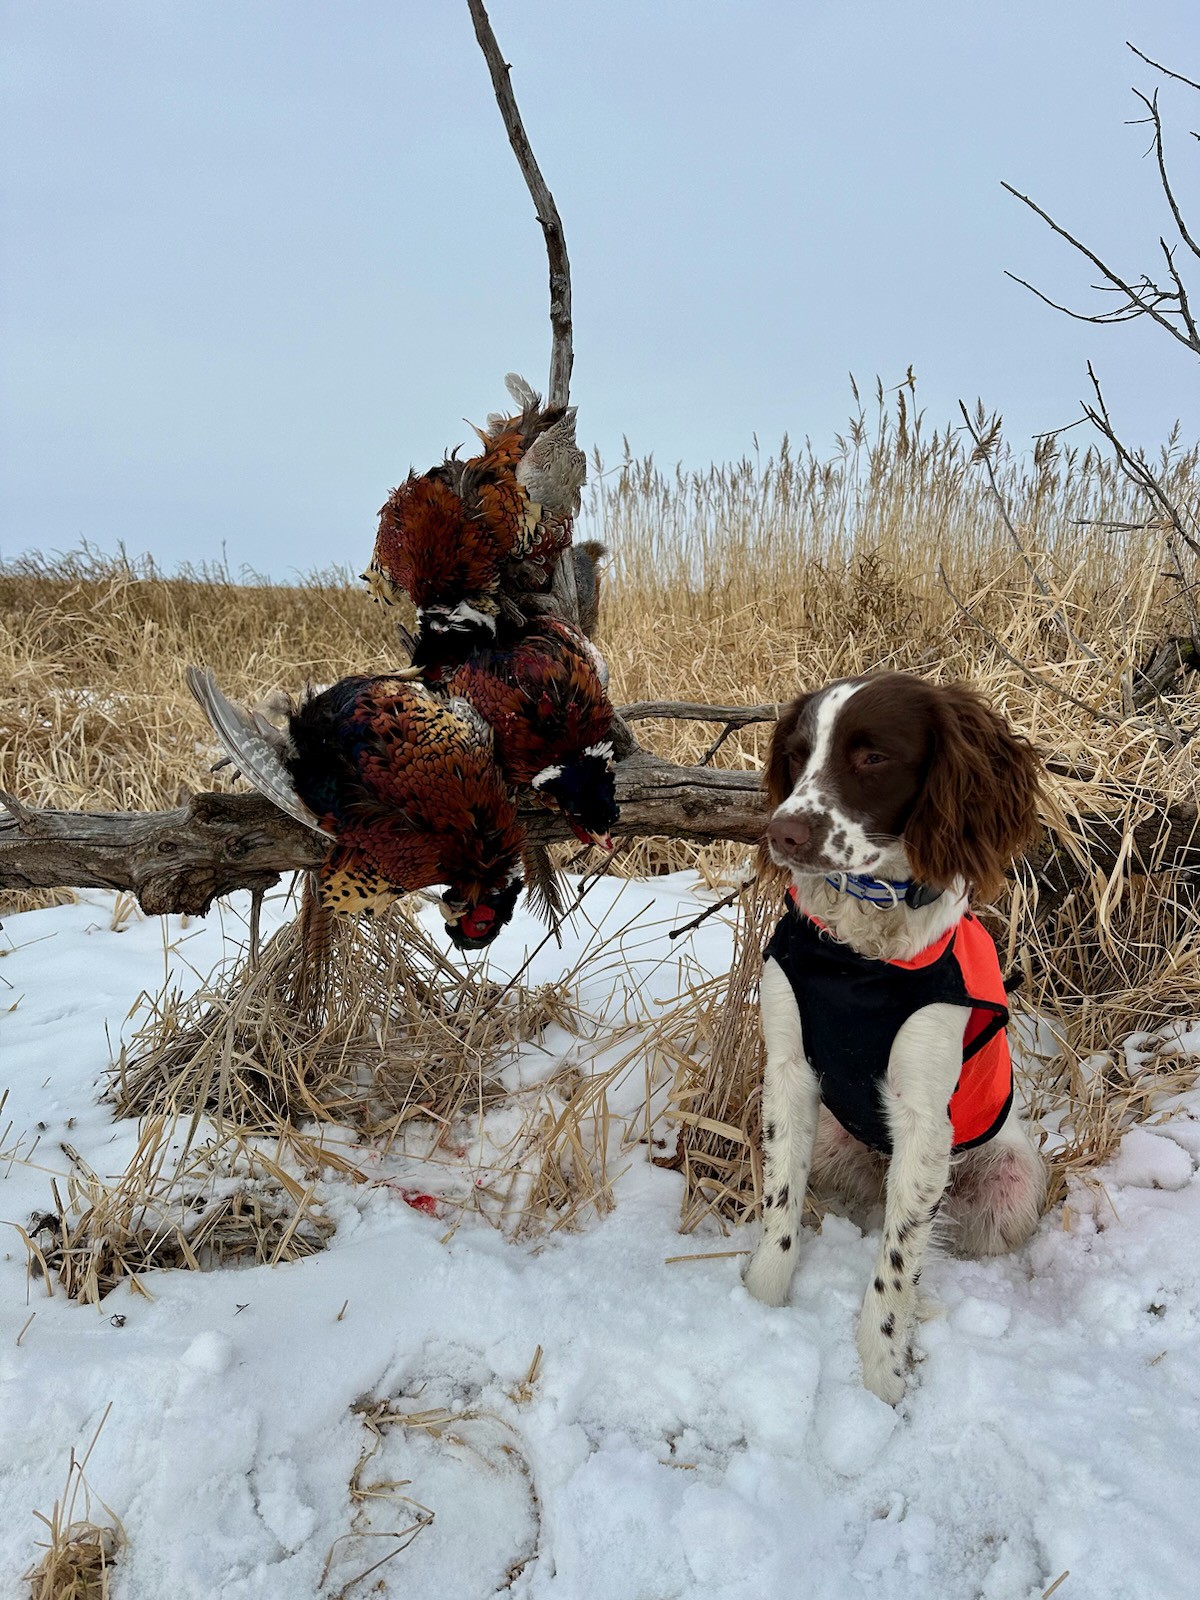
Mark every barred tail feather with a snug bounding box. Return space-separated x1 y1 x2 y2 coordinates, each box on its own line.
521 841 567 936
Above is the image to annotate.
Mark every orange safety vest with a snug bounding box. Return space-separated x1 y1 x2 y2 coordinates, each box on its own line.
765 897 1012 1153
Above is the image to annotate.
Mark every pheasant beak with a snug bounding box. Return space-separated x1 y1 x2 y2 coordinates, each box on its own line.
569 822 614 851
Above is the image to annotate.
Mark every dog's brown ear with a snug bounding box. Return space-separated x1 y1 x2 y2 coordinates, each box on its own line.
905 683 1042 901
765 693 815 808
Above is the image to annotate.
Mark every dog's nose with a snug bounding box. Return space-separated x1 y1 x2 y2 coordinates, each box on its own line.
769 815 812 855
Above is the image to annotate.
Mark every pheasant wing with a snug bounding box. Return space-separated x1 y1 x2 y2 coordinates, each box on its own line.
186 665 334 838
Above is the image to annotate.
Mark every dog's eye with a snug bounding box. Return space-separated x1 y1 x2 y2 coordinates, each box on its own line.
856 749 888 769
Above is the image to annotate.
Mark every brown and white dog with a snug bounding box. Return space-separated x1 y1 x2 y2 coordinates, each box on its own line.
743 672 1047 1404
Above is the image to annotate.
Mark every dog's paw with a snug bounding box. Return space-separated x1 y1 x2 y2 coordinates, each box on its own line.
742 1243 795 1307
856 1321 908 1406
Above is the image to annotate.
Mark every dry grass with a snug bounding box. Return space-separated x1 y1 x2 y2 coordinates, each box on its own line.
109 882 622 1237
113 891 573 1133
325 1391 540 1598
5 388 1200 1224
18 1122 334 1305
24 1409 124 1599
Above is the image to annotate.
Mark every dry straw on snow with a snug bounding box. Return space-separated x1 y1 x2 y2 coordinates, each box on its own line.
19 1122 334 1306
24 1407 124 1600
4 389 1200 1229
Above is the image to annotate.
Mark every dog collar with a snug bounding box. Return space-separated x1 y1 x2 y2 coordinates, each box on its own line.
822 873 943 910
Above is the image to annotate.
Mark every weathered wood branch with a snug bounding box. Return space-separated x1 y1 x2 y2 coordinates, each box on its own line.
618 700 779 728
468 0 574 409
4 746 1200 921
0 749 763 917
0 790 327 916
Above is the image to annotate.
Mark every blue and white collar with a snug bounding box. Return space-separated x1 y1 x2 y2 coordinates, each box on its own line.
823 872 943 910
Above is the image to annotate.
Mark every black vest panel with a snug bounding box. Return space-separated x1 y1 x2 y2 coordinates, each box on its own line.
763 910 1007 1154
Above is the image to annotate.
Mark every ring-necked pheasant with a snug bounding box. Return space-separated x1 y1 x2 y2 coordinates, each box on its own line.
364 374 586 671
187 667 525 949
445 619 618 850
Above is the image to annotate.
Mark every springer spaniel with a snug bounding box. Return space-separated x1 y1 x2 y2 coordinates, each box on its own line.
743 672 1046 1404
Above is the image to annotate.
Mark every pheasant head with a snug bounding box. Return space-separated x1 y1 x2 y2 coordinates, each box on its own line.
531 740 619 849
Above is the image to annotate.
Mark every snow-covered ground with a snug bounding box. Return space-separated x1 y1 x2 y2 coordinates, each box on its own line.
2 878 1199 1600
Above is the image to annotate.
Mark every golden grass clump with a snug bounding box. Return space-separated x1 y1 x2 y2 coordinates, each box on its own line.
5 387 1200 1219
24 1411 124 1600
112 884 620 1237
19 1122 334 1305
113 891 572 1131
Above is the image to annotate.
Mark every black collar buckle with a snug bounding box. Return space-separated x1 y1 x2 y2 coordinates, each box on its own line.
904 882 943 910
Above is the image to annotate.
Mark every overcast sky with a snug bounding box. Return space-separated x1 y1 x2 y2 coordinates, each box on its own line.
3 1 1198 578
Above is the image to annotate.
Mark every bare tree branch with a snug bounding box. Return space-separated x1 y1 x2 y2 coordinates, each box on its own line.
617 700 780 728
1127 42 1200 96
1135 86 1200 267
467 0 574 408
1082 364 1200 557
1002 181 1200 354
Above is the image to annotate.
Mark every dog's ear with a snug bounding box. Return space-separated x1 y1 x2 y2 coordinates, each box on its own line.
905 684 1042 901
765 693 815 808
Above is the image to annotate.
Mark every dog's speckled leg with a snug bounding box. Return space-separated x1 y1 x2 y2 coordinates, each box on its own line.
744 958 820 1307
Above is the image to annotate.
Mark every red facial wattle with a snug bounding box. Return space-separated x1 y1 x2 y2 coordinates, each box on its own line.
459 905 496 940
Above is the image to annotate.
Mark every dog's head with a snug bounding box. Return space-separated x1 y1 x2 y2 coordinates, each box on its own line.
764 673 1042 900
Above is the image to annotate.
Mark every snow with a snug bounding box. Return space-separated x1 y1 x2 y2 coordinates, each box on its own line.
3 879 1200 1599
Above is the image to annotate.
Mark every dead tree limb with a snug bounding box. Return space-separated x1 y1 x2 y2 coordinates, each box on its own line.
467 0 580 634
467 0 573 409
0 748 762 917
618 700 780 728
0 791 328 917
4 746 1200 922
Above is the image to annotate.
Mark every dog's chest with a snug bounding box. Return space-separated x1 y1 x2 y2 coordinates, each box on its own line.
764 910 969 1152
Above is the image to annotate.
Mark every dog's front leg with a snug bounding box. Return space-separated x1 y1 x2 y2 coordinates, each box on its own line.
743 958 820 1307
857 1002 967 1404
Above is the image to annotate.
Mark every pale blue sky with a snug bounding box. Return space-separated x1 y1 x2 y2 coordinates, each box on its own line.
3 2 1198 577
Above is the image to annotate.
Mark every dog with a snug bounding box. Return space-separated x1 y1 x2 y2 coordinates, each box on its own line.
743 672 1047 1404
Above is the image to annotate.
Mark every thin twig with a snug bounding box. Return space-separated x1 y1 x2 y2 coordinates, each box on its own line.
935 565 1124 728
1127 42 1200 96
668 885 745 941
958 401 1099 660
1134 86 1200 272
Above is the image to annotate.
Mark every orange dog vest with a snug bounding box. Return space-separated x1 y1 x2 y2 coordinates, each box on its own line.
764 900 1013 1153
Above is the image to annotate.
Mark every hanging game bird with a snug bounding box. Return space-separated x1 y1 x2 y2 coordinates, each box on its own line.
187 667 525 949
365 374 587 671
445 619 618 849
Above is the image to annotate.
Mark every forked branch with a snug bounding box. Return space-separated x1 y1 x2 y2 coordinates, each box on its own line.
1002 45 1200 358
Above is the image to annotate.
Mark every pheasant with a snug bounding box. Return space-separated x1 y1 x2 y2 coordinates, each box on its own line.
187 667 525 949
365 374 587 671
444 619 619 851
